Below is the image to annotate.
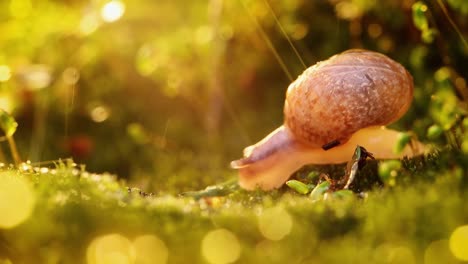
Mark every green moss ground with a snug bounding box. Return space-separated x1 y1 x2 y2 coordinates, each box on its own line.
0 148 467 264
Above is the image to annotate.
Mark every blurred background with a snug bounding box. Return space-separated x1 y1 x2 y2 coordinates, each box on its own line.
0 0 466 193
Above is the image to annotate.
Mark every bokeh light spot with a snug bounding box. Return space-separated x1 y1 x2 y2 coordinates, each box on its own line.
133 234 169 264
0 66 12 82
258 206 293 241
291 23 308 40
80 13 101 35
101 1 126 23
87 234 134 264
195 26 213 45
449 225 468 261
62 67 80 86
0 96 14 112
90 106 110 123
0 172 35 229
435 67 451 82
18 65 52 90
377 36 394 52
368 23 383 38
201 229 241 264
424 239 458 264
136 44 159 76
127 123 150 145
335 2 362 20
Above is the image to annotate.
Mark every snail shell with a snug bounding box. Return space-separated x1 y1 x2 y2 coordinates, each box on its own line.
284 49 413 148
232 49 422 190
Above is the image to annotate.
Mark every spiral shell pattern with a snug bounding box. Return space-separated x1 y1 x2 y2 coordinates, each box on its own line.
284 49 413 147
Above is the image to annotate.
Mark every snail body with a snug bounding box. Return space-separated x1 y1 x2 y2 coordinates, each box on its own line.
232 49 425 190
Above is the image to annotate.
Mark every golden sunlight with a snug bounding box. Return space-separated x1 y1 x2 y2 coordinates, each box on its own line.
257 206 293 241
449 225 468 261
87 233 170 264
201 229 241 264
101 0 126 23
133 235 168 264
0 172 35 229
0 65 12 82
87 234 134 264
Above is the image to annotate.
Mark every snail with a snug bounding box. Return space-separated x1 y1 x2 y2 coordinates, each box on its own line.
231 49 425 190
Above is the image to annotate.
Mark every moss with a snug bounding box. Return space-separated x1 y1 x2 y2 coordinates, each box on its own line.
0 147 466 263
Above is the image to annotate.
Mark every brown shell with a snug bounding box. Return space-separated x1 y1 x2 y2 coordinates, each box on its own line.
284 49 413 148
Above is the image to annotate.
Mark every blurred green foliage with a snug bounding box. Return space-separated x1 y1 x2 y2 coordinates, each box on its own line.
0 1 467 262
0 109 17 138
0 0 466 195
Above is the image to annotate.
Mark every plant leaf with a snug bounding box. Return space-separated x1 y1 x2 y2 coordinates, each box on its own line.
0 109 18 137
